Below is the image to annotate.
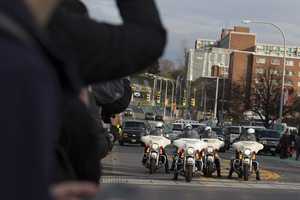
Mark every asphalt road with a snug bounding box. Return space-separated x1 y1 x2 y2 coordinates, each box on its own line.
101 98 300 200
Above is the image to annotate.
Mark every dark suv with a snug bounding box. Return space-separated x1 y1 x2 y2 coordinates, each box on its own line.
145 112 154 120
119 120 146 146
255 129 281 155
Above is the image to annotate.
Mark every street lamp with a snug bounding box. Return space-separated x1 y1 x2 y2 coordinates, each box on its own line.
242 20 286 125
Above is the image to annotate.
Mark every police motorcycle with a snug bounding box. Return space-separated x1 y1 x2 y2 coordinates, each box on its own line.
200 126 225 177
141 122 171 174
227 128 263 181
172 125 207 182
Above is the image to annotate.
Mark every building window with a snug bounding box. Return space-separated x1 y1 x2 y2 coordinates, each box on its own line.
255 78 264 83
285 70 294 76
256 58 266 64
298 82 300 87
298 71 300 77
270 80 279 85
286 60 294 66
270 89 278 95
270 69 279 75
271 59 280 65
298 91 300 97
256 68 265 74
254 88 263 94
221 69 228 74
284 80 293 86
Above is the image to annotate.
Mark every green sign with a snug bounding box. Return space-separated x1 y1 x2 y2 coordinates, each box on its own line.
276 125 284 132
212 123 217 127
220 119 224 123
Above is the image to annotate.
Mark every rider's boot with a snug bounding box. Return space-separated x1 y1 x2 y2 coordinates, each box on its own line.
217 168 222 177
170 159 175 171
256 170 261 180
165 159 170 174
227 167 233 179
172 172 178 180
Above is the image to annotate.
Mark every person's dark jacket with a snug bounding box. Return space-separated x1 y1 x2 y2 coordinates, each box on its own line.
48 0 166 84
0 1 80 200
280 133 290 148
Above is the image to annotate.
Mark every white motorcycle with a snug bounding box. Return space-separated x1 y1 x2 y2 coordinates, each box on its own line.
172 130 207 182
228 133 263 181
141 134 171 174
201 131 225 177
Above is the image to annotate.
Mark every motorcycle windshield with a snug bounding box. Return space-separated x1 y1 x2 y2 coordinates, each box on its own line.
202 131 217 139
239 133 256 141
149 129 164 137
178 129 199 139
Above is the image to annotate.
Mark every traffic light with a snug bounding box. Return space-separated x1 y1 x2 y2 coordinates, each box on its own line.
138 102 141 108
157 95 160 103
160 104 163 110
182 97 186 106
191 98 195 106
146 93 150 102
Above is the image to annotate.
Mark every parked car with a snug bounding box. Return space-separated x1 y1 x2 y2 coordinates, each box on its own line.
155 114 163 121
118 120 146 146
145 112 154 120
211 127 230 152
255 129 281 155
124 108 132 116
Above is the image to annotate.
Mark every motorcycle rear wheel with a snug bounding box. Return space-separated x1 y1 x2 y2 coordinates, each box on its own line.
207 163 213 177
150 159 155 174
244 165 249 181
185 165 193 182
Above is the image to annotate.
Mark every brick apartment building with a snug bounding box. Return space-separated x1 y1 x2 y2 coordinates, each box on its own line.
190 26 300 118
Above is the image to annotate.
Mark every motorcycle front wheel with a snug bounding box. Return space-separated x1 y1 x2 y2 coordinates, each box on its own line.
207 163 213 177
150 159 155 174
244 165 249 181
185 165 193 182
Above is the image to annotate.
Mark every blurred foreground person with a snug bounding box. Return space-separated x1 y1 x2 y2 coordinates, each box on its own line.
0 0 99 199
47 0 166 184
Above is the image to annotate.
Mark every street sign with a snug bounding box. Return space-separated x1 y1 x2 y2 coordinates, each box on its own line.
212 123 217 127
220 118 224 123
212 117 218 124
276 125 284 132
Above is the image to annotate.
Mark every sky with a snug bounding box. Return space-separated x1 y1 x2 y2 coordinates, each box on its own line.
81 0 300 67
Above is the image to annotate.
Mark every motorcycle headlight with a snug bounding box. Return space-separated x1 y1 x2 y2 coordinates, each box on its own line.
152 143 159 150
207 146 214 153
165 134 169 138
187 147 195 155
244 149 251 156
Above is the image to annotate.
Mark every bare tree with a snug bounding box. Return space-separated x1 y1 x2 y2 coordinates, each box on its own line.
230 63 300 128
176 39 190 71
160 58 175 73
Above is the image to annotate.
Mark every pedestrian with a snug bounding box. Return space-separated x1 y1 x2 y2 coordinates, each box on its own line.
280 131 290 159
0 0 99 200
295 133 300 161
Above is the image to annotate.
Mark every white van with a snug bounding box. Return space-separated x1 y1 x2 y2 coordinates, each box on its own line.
227 126 242 144
286 126 298 135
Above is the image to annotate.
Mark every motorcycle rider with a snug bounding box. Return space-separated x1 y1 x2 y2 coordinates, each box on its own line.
202 126 222 177
143 122 170 173
227 128 260 180
171 124 199 180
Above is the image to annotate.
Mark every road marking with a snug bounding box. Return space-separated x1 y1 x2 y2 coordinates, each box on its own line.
100 178 300 190
131 106 136 120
